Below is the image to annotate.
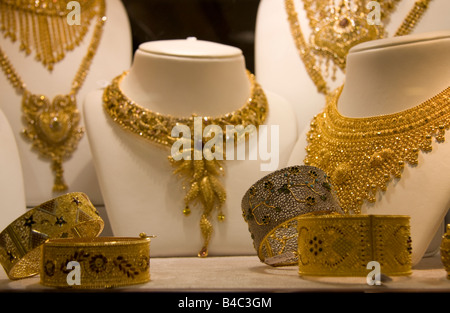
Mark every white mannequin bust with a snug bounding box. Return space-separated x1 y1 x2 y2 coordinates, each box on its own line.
255 0 450 133
0 109 26 231
288 31 450 266
0 0 132 207
83 38 298 257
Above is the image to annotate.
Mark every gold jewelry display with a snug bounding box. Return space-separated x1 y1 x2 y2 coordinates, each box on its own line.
285 0 431 95
0 0 106 192
304 85 450 214
40 234 152 288
297 214 412 276
241 165 343 266
0 0 99 71
0 192 104 280
440 224 450 280
103 70 269 258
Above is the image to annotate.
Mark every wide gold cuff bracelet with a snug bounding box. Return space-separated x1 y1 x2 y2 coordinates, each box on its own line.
241 165 344 266
40 234 152 289
0 192 104 279
440 224 450 279
297 214 412 277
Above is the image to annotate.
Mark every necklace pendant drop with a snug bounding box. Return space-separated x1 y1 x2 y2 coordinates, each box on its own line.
21 92 84 192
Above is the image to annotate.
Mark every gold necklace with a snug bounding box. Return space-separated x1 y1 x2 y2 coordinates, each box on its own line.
285 0 431 95
0 0 106 192
304 85 450 214
0 0 99 71
103 70 269 257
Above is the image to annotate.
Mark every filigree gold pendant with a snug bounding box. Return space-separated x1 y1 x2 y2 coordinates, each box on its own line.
310 8 383 72
21 92 84 192
169 143 226 258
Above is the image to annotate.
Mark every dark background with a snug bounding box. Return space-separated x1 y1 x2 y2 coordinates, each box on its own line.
121 0 260 72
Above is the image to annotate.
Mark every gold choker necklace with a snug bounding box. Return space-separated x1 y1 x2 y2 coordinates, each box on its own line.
285 0 431 95
0 0 106 192
304 85 449 214
103 71 269 257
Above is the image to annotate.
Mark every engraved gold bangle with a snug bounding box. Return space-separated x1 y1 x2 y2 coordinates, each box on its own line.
0 192 104 279
297 214 412 277
440 224 450 280
40 234 152 289
241 165 344 266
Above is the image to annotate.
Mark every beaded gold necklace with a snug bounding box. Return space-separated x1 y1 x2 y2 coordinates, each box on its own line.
0 0 106 192
304 85 450 214
103 70 269 257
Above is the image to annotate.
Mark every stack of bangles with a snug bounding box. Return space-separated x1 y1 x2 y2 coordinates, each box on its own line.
242 165 413 277
0 192 153 288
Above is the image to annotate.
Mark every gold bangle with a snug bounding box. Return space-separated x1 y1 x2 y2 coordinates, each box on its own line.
40 234 152 289
241 165 343 266
297 214 412 277
440 224 450 279
0 192 104 279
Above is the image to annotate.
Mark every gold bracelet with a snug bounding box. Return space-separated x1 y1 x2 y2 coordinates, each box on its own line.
0 192 104 279
440 224 450 279
241 165 343 266
40 234 152 289
297 214 412 277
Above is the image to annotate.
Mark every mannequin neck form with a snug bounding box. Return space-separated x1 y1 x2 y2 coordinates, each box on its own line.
338 31 450 118
119 39 251 117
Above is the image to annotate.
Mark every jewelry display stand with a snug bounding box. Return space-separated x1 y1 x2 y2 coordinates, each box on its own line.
83 38 297 257
288 31 450 266
255 0 450 133
0 109 26 231
0 0 132 207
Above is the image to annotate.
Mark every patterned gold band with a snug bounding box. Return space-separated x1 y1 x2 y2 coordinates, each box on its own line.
297 214 412 277
440 224 450 280
40 234 152 289
0 192 104 279
241 165 343 266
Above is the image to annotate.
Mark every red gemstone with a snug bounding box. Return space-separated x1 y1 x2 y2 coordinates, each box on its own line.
339 18 350 28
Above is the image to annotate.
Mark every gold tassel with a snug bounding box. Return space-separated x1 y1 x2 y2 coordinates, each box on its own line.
0 0 98 71
198 214 213 257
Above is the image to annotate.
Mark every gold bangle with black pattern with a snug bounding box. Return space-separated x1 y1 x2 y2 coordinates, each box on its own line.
40 233 152 288
0 192 104 279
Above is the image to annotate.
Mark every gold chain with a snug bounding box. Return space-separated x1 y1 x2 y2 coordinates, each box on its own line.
103 70 268 257
304 85 450 214
0 0 106 192
394 0 431 36
285 0 431 95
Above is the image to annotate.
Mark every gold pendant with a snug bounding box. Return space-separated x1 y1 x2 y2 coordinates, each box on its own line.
21 92 84 192
169 143 226 258
310 2 383 71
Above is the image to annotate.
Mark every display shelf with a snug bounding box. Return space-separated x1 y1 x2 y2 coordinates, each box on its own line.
1 253 449 293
